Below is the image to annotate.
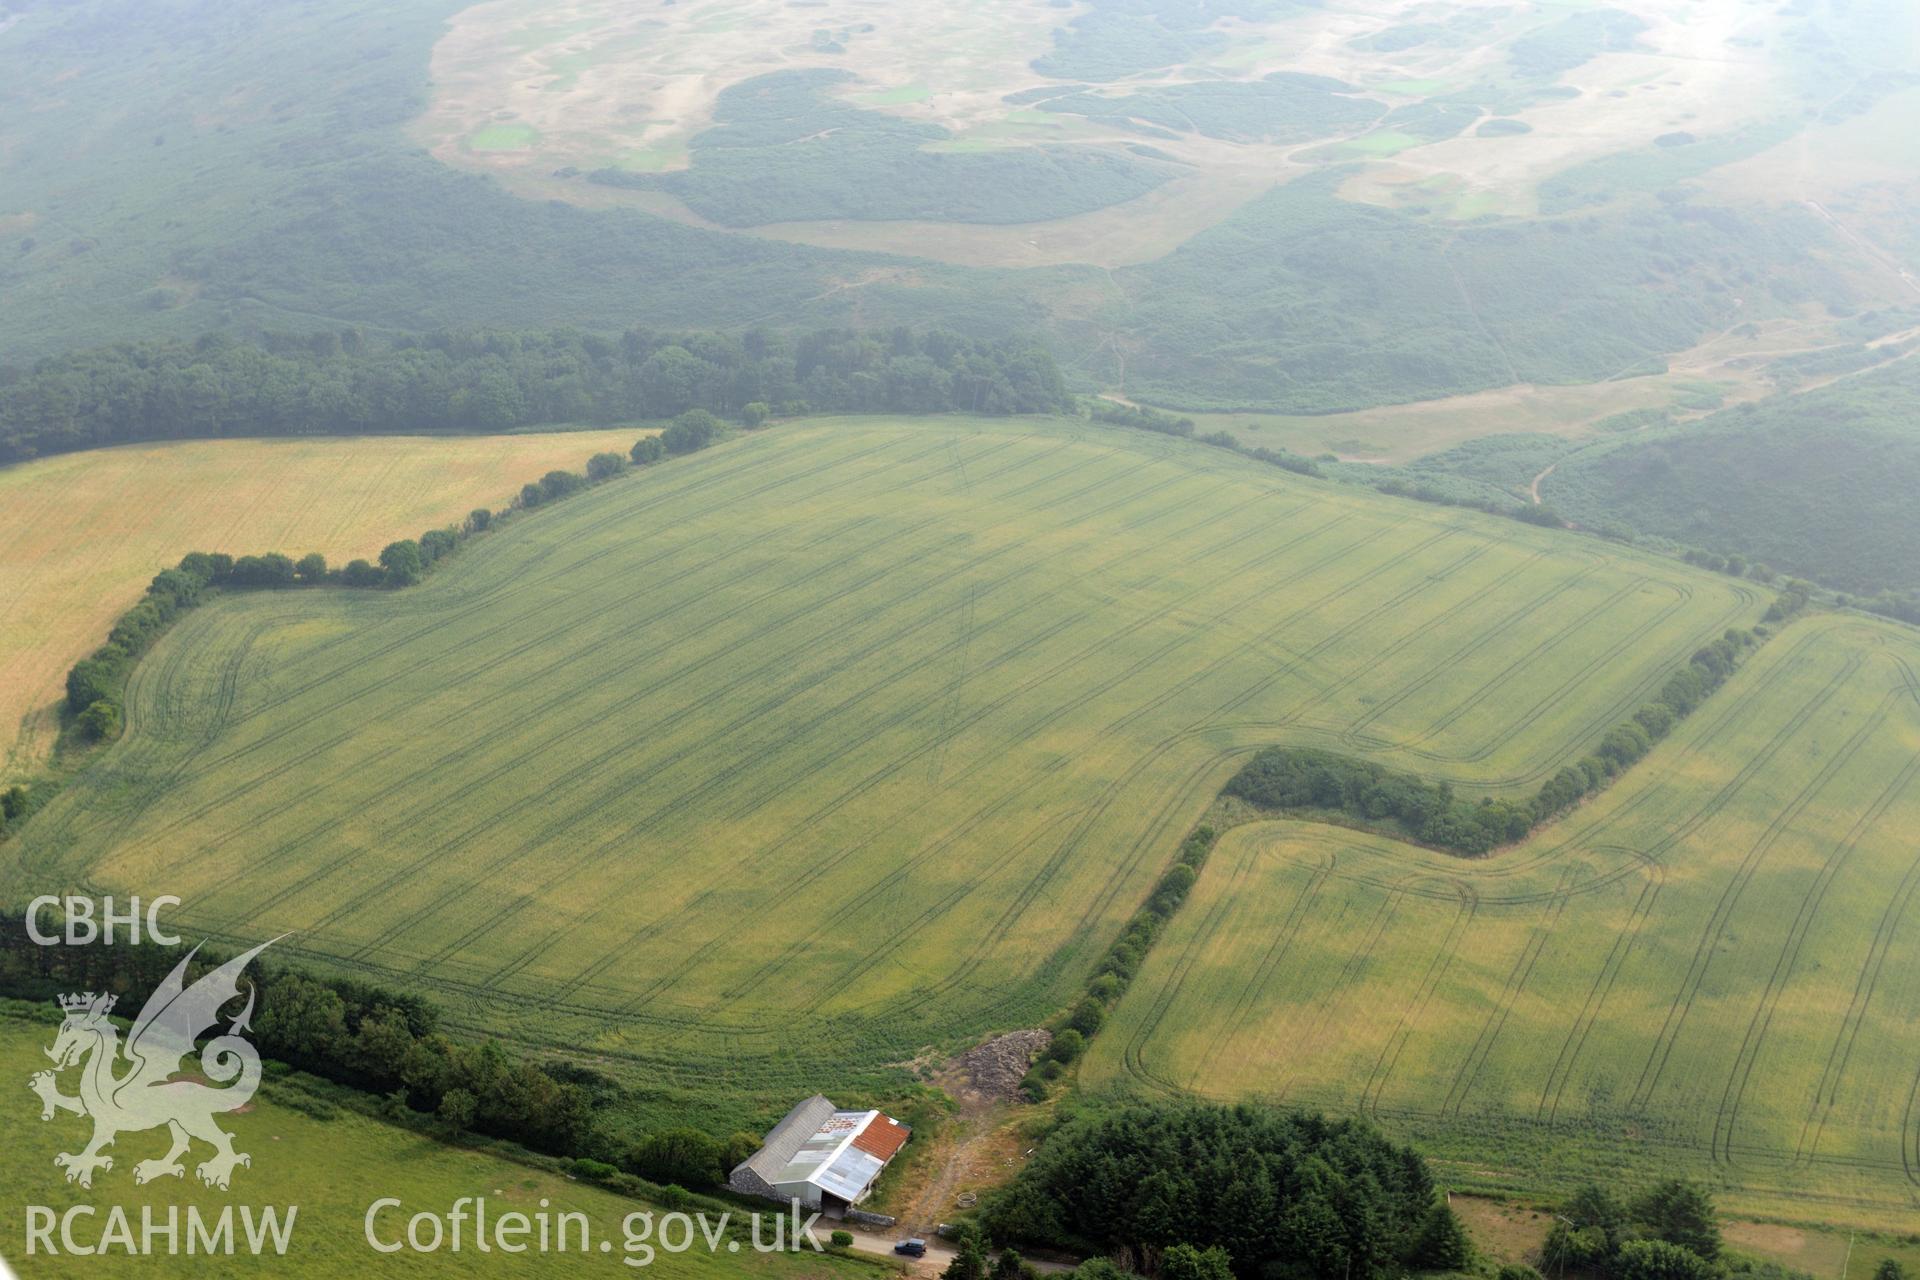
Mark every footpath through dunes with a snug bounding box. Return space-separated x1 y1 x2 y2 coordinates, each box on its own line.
1084 613 1920 1230
6 416 1759 1121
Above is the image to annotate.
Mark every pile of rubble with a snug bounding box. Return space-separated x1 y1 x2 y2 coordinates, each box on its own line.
956 1029 1052 1103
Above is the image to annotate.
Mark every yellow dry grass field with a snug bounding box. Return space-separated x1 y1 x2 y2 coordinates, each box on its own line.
0 430 642 775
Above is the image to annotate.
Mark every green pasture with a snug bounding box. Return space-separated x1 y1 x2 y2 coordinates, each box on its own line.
8 417 1759 1131
468 123 541 152
1084 613 1920 1230
0 1012 873 1279
852 85 931 107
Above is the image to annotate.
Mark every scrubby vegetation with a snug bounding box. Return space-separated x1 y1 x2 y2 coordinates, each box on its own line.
12 418 1765 1148
0 0 1032 360
0 913 595 1156
592 70 1169 227
1543 358 1920 594
1508 9 1647 80
1033 73 1383 144
1537 1178 1802 1280
1109 176 1844 411
1030 0 1295 81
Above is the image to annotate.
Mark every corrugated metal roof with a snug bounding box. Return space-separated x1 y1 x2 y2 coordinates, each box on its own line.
739 1094 838 1182
765 1107 911 1199
813 1146 886 1202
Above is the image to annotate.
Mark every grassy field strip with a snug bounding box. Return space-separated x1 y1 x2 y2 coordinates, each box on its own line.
0 1015 873 1280
319 440 1249 975
10 416 1772 1142
0 431 652 775
1085 615 1920 1225
20 427 980 867
176 433 1206 951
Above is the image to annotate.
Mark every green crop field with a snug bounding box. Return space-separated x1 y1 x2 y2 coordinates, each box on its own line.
1084 613 1920 1228
5 417 1761 1137
0 1008 878 1278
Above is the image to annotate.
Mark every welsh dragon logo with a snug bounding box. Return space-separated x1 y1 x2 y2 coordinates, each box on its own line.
28 939 274 1191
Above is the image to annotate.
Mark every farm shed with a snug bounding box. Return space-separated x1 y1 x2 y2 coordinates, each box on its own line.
728 1094 911 1210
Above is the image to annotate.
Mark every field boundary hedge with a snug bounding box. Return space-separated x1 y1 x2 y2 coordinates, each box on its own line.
1085 398 1322 478
1224 624 1767 855
1040 602 1781 1087
48 413 737 763
1021 825 1217 1099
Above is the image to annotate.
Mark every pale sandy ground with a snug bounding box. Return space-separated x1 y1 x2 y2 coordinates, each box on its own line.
416 0 1798 264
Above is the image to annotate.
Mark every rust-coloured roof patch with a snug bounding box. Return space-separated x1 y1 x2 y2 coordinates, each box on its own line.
851 1114 910 1161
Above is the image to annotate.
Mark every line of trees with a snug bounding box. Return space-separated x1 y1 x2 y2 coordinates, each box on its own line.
57 422 709 747
1022 826 1217 1101
981 1100 1470 1280
1084 399 1322 478
1372 474 1571 531
0 911 801 1190
1227 627 1762 855
0 326 1073 465
1529 627 1759 826
0 917 593 1156
1544 1179 1723 1280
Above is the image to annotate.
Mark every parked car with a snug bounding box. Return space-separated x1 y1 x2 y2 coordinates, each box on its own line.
894 1239 927 1258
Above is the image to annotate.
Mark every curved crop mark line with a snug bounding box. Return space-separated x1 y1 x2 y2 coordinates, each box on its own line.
882 747 1248 1031
243 442 1182 916
598 513 1385 1010
1148 835 1324 1090
1537 847 1663 1123
768 522 1480 1005
1269 877 1408 1105
1339 561 1603 745
150 437 1159 924
1119 836 1327 1099
458 484 1301 998
865 528 1492 990
516 493 1349 1004
1907 1065 1920 1187
815 738 1252 1040
158 511 938 887
1794 845 1920 1169
1401 578 1659 745
55 429 962 859
1442 864 1579 1118
1713 694 1920 1165
1398 578 1704 767
1360 878 1477 1118
1629 654 1878 1114
1792 664 1920 1168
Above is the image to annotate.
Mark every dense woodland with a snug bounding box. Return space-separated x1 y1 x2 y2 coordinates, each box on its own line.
983 1100 1466 1280
0 327 1072 463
